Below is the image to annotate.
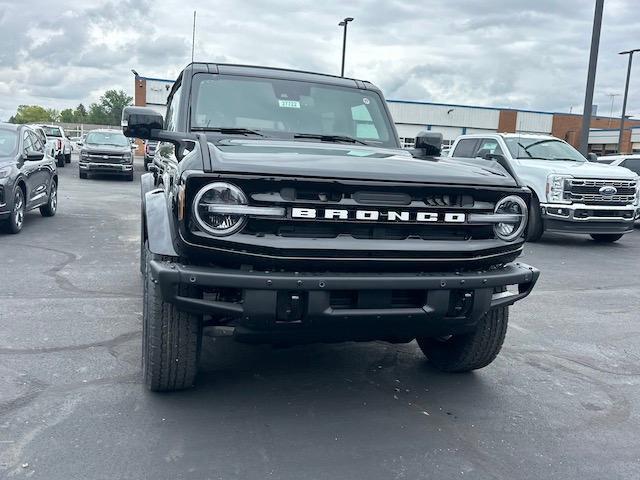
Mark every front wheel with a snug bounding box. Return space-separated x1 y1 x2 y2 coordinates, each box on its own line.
142 244 202 391
5 186 25 234
57 156 65 168
416 306 508 372
590 233 623 243
65 153 71 163
79 170 88 179
526 196 544 242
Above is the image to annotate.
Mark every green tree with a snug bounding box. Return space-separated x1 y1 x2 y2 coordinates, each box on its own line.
74 104 87 122
99 89 132 125
59 108 75 123
10 105 54 124
87 102 108 124
46 108 60 122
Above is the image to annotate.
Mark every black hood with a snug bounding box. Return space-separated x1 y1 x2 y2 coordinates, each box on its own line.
208 139 517 187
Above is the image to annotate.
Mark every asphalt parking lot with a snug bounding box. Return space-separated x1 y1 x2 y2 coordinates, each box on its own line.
1 154 639 480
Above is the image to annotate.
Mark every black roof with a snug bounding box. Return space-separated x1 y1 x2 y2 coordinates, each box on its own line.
0 122 21 132
183 62 379 91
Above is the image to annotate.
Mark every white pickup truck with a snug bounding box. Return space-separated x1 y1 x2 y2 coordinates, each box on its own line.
37 124 72 168
449 133 639 242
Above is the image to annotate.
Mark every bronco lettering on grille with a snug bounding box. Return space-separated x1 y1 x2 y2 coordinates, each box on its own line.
291 208 466 223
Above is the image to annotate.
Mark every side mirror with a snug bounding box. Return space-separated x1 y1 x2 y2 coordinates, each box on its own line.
411 131 443 158
122 106 164 140
25 151 45 161
587 152 598 162
76 141 83 146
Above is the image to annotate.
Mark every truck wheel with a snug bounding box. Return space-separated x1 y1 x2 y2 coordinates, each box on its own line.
526 196 544 242
57 156 65 168
40 180 57 217
79 171 88 179
142 244 202 391
126 172 134 182
65 153 71 163
416 306 508 372
590 233 623 243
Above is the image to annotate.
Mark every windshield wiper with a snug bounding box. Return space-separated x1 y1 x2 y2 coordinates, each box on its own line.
293 133 369 145
191 127 264 136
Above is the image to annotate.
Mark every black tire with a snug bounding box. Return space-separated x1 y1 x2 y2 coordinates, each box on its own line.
79 171 88 179
417 306 509 372
126 172 134 182
5 186 25 234
142 244 202 391
40 180 57 217
526 195 544 242
590 233 623 243
144 160 149 172
57 156 65 168
65 153 71 163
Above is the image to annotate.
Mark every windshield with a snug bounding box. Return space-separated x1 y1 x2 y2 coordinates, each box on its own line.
85 131 129 147
191 74 397 148
42 126 62 137
0 128 18 156
505 138 585 161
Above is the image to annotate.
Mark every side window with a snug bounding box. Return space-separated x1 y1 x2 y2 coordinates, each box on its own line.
621 159 640 175
23 132 35 154
165 83 182 132
29 131 44 152
475 138 504 159
452 139 478 158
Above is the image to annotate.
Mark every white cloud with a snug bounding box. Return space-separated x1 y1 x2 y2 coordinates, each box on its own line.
0 0 638 120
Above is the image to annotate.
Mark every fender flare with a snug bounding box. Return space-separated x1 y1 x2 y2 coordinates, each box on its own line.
140 173 178 257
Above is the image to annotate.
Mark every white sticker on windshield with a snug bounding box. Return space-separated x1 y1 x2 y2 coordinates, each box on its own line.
278 99 301 109
363 97 370 105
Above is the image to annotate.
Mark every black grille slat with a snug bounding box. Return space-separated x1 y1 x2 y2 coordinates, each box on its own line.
567 178 637 206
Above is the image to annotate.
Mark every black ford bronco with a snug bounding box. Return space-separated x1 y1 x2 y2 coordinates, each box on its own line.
122 63 539 392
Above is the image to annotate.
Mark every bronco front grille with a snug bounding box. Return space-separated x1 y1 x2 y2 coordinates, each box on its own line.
568 178 637 206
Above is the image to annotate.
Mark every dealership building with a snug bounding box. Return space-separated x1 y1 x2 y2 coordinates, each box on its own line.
133 74 640 154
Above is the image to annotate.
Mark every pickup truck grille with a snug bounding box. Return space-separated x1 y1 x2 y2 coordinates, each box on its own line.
567 178 637 206
87 153 126 164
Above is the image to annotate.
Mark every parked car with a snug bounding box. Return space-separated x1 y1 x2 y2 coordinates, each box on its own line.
0 123 58 233
78 129 134 181
37 124 72 166
29 125 56 158
143 140 158 171
122 62 539 392
598 154 640 175
450 133 639 242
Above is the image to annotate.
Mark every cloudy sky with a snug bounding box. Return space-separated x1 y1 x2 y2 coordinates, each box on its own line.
1 0 638 121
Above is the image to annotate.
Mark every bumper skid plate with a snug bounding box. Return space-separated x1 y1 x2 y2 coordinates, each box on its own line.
150 260 540 341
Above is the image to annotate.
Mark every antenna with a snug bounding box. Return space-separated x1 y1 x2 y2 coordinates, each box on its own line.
191 11 197 63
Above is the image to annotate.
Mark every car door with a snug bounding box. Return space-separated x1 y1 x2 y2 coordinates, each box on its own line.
22 131 49 208
451 138 480 158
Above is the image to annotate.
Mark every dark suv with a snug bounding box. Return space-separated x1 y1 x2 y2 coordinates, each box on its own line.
122 63 539 392
79 129 134 181
0 123 58 233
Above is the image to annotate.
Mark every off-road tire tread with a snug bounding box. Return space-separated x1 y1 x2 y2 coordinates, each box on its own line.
417 307 509 372
143 246 201 391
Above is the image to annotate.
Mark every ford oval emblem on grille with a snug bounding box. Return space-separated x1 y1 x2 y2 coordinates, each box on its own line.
599 186 617 196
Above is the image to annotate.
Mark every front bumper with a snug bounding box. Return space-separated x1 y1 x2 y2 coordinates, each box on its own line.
541 202 638 234
149 260 540 343
79 161 133 174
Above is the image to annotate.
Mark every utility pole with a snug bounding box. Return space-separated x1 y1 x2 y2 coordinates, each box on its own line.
607 93 620 127
579 0 604 155
618 49 639 153
339 17 354 77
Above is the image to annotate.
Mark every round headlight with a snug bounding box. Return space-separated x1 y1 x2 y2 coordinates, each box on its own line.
192 182 248 236
494 195 528 241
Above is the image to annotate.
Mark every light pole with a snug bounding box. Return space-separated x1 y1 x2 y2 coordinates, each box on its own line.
607 93 620 127
339 17 354 77
579 0 604 155
617 48 640 153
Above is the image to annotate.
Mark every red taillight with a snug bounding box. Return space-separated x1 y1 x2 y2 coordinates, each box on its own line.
145 144 150 153
57 139 61 149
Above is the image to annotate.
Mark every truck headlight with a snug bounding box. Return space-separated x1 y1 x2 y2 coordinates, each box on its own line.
192 182 248 236
634 181 639 206
546 174 572 204
493 195 528 241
